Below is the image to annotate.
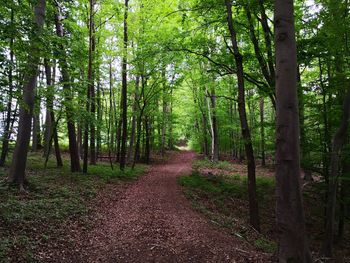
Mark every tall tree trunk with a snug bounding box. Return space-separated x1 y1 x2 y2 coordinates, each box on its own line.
168 86 174 149
0 8 15 167
54 6 81 172
161 69 167 155
323 86 350 257
210 88 219 162
260 98 266 166
96 81 102 159
145 116 150 164
32 100 41 152
89 0 96 165
43 59 62 167
120 0 129 170
128 76 139 162
43 59 52 157
225 0 260 231
8 0 46 187
274 0 311 261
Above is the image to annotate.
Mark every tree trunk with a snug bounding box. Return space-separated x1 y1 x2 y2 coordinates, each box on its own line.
32 108 40 152
43 59 62 167
54 6 81 172
210 88 219 162
323 86 350 257
128 76 139 162
120 0 129 170
225 0 260 232
8 0 46 187
145 116 151 164
274 0 311 261
89 0 96 165
260 98 266 166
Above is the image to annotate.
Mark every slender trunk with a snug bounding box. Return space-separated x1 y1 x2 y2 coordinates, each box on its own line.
32 108 40 152
54 6 81 172
96 81 102 159
145 116 150 164
225 0 260 231
8 0 46 187
128 76 139 162
168 86 174 149
43 60 62 167
89 0 96 165
260 98 266 166
161 70 167 155
274 0 311 261
120 0 129 170
258 0 275 82
210 88 219 162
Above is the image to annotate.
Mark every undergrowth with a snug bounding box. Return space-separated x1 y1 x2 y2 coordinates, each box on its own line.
178 166 276 254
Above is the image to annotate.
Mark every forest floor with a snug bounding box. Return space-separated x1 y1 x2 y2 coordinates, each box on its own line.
66 150 270 262
1 151 348 262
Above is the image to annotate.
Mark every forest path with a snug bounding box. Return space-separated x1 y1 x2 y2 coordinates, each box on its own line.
76 151 258 262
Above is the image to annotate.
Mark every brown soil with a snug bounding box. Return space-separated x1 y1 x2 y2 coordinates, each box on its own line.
69 151 269 262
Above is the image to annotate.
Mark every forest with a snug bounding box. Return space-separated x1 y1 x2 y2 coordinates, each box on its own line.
0 0 349 262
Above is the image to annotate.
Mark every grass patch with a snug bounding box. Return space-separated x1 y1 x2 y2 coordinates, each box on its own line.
0 152 146 262
255 238 277 253
178 169 276 254
192 159 232 170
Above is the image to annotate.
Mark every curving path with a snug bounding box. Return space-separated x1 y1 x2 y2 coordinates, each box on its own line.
74 151 266 262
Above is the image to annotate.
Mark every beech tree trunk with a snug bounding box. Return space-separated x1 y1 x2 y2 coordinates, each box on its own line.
55 6 81 172
120 0 129 170
128 76 139 162
225 0 260 231
210 88 219 162
274 0 311 261
43 59 62 167
89 0 96 165
8 0 46 187
260 98 266 166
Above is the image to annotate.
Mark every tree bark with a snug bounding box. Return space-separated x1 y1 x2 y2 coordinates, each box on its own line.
89 0 96 165
8 0 46 187
274 0 311 261
54 6 81 172
225 0 260 231
260 98 266 166
128 76 139 162
43 59 62 167
120 0 129 170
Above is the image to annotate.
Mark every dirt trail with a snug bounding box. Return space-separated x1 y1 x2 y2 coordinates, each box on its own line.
75 151 265 262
